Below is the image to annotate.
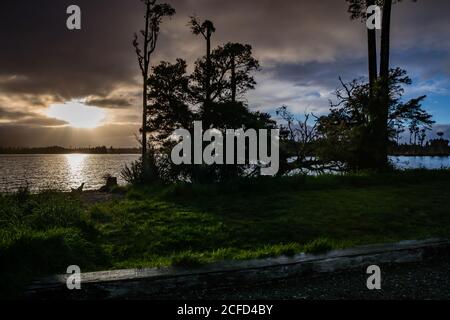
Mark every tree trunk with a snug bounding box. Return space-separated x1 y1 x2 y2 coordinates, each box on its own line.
142 76 148 159
366 0 378 96
231 53 236 102
141 2 151 162
380 0 392 81
205 28 212 105
376 0 393 169
359 0 379 170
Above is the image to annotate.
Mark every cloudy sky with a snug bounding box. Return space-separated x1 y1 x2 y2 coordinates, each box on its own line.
0 0 449 147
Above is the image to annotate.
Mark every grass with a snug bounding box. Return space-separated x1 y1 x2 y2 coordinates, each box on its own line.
1 169 450 297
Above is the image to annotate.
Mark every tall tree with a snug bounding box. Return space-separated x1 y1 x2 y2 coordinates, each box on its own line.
133 0 175 163
346 0 417 169
346 0 380 94
224 43 259 103
366 0 378 96
190 43 259 106
346 0 382 168
189 17 216 105
377 0 393 168
147 59 193 145
378 0 417 167
317 68 433 169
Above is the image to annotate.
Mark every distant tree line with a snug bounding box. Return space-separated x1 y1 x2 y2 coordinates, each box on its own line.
0 146 140 154
391 131 450 156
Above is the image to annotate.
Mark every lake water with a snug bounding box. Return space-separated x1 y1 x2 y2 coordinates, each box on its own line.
0 154 449 192
0 154 139 192
390 156 450 170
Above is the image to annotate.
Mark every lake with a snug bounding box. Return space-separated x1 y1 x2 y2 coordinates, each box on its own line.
390 156 450 170
0 154 139 192
0 154 449 192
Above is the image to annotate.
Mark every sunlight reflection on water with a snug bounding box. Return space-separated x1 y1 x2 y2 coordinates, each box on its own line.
65 154 88 186
0 154 449 193
0 154 139 192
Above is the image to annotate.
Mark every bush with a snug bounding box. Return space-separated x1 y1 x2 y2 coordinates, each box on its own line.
121 153 161 185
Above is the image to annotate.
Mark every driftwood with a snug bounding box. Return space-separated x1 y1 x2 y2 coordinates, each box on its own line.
71 183 85 193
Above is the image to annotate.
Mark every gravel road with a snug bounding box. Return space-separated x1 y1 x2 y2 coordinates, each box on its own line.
155 257 450 300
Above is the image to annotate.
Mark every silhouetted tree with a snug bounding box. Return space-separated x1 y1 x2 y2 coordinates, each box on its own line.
189 43 270 181
346 0 381 95
128 16 274 182
419 128 427 147
147 59 194 145
189 17 216 106
317 68 433 169
223 43 259 103
346 0 417 170
379 0 418 167
191 43 259 109
346 0 384 169
394 124 404 145
276 106 333 174
133 0 175 164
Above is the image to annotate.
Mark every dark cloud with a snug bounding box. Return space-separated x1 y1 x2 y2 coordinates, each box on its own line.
270 58 367 88
0 123 139 147
0 106 68 127
2 0 448 98
0 107 30 119
0 0 449 146
12 117 69 127
0 0 141 98
85 98 133 109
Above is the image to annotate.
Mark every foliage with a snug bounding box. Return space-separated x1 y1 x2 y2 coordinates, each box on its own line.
133 0 176 163
316 68 434 169
190 43 260 105
147 59 194 144
131 17 273 184
121 150 161 184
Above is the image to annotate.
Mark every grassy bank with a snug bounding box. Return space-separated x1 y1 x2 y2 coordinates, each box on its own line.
2 169 450 297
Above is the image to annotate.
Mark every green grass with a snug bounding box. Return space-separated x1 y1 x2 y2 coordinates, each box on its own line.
2 169 450 297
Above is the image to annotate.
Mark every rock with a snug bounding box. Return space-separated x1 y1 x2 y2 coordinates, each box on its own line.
99 176 118 192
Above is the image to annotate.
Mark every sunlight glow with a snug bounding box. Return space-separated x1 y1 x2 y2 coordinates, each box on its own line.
65 154 88 188
65 154 87 173
46 101 106 129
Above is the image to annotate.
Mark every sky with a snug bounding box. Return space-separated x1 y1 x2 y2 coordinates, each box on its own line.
0 0 449 147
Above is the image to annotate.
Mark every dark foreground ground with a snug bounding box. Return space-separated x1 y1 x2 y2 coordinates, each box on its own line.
2 170 450 297
154 257 450 300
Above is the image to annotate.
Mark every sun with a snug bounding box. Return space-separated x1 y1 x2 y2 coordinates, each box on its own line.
46 100 106 129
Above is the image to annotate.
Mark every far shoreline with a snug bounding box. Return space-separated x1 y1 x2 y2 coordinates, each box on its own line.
1 152 449 157
0 152 141 155
0 146 140 155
